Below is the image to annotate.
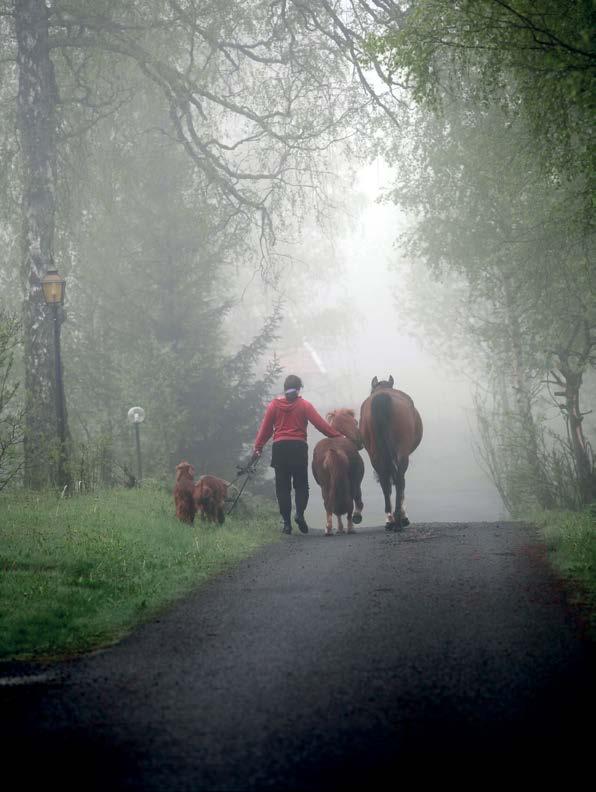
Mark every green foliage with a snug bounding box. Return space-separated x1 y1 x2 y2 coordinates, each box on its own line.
48 69 284 487
369 0 594 181
0 487 279 661
530 505 596 638
369 1 595 513
0 311 23 491
2 0 374 491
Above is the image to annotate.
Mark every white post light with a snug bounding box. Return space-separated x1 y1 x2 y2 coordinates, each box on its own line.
127 406 145 484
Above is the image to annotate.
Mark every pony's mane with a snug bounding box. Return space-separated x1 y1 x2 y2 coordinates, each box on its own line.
327 407 355 423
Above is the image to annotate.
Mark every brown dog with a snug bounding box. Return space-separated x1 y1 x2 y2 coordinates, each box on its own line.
173 461 196 524
193 475 229 524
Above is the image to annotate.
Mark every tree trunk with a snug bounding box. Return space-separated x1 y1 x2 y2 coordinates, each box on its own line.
15 0 65 488
502 273 554 509
555 360 596 506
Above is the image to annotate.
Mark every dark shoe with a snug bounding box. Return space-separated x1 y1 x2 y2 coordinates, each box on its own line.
281 520 292 534
294 514 309 534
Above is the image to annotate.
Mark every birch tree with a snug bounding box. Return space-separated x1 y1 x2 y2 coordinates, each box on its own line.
1 0 388 487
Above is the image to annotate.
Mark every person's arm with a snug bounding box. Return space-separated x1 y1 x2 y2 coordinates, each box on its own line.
305 402 342 438
253 401 277 455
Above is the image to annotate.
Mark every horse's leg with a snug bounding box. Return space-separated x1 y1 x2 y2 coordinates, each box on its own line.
379 472 394 529
346 506 355 534
325 511 333 536
337 514 345 534
394 458 409 528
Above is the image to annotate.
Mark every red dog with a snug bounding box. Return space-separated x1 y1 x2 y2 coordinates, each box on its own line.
193 475 229 524
173 461 196 524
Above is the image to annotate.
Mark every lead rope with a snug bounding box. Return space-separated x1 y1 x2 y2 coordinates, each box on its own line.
226 455 261 516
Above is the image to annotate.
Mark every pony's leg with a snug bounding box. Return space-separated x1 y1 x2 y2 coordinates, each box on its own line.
350 458 364 524
325 511 333 536
337 514 345 534
352 484 363 525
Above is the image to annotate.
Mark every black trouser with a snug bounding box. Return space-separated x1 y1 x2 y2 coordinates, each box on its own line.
271 441 309 523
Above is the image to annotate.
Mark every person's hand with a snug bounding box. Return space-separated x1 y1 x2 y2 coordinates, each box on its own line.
237 450 260 476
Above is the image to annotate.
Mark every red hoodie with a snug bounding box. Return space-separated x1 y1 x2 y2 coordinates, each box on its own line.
254 396 342 453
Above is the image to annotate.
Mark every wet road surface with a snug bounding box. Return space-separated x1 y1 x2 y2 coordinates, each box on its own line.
1 522 593 789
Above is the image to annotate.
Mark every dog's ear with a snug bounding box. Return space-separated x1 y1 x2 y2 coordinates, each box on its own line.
326 411 336 423
388 375 394 388
371 376 378 391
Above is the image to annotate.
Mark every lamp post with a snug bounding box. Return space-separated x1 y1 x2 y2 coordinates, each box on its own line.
41 268 68 490
127 406 145 485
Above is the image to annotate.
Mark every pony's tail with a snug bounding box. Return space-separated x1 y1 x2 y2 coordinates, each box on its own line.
370 392 399 484
323 447 351 515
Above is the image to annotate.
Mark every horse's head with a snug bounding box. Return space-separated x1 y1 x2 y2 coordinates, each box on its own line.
327 408 364 450
371 375 394 392
175 461 195 482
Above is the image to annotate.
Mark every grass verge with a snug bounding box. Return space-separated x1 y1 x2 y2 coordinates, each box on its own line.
529 505 596 639
0 487 280 662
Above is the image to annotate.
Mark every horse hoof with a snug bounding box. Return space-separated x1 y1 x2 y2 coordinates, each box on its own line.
385 522 395 531
400 516 410 527
347 528 356 534
324 530 333 536
352 513 362 524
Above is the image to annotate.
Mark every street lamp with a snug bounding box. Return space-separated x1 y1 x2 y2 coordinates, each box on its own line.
127 406 145 485
41 268 68 490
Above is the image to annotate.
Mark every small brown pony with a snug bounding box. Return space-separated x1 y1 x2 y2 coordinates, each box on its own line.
174 461 197 524
193 474 230 524
312 408 365 536
359 376 423 531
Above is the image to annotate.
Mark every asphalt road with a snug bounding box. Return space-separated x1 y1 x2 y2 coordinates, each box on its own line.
1 522 593 789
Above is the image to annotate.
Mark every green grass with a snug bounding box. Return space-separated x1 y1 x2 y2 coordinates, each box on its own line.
529 506 596 638
0 487 280 662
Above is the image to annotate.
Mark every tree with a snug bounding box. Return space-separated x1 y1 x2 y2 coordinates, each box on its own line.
387 91 595 510
370 0 594 182
2 0 379 487
356 0 595 510
0 310 23 490
56 69 285 486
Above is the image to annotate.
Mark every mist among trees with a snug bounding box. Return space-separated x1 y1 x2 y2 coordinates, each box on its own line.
0 0 594 516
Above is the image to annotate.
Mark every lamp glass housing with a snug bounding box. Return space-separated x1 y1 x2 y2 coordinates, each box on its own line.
41 270 66 305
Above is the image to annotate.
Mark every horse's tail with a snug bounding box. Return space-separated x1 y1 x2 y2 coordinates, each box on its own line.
370 392 399 484
323 446 351 516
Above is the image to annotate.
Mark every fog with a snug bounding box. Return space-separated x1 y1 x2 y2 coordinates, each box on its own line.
5 2 591 512
258 163 506 527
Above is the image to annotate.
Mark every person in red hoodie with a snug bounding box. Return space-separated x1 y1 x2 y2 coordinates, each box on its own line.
250 374 343 534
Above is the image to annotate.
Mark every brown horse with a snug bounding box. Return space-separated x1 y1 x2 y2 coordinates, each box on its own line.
359 376 423 531
312 408 365 536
